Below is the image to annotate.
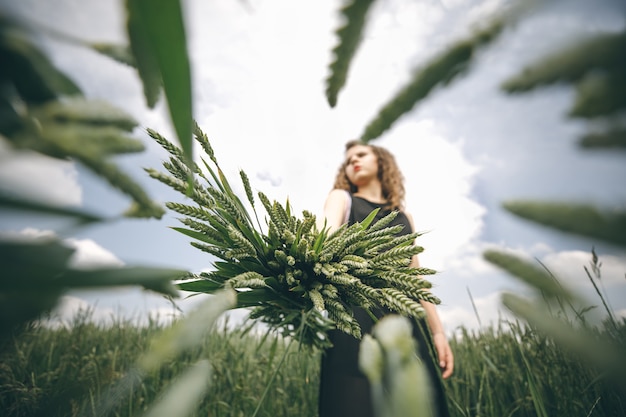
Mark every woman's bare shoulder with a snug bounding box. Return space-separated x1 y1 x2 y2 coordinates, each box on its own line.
326 188 349 200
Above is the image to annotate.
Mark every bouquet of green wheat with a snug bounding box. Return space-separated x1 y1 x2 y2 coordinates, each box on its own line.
145 124 439 349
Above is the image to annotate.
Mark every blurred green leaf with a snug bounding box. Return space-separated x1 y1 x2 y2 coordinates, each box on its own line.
0 20 81 103
0 239 75 279
359 315 434 417
126 0 193 166
0 94 21 135
484 249 574 300
502 31 626 92
142 360 212 417
137 289 236 372
503 201 626 247
61 266 183 296
325 0 376 107
0 239 185 296
89 42 136 67
125 0 162 108
570 69 626 118
360 20 503 142
0 192 102 224
579 127 626 149
35 96 138 131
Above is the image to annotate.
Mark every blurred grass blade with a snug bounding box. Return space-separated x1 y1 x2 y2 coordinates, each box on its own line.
1 239 76 279
89 42 136 67
77 292 233 417
569 69 626 118
483 249 574 300
501 31 626 92
0 20 81 103
61 266 185 296
1 240 185 296
579 127 626 149
359 315 434 417
142 360 212 417
126 0 193 165
36 96 138 132
359 19 504 142
137 289 236 372
326 0 376 107
503 201 626 247
0 192 102 224
125 0 161 108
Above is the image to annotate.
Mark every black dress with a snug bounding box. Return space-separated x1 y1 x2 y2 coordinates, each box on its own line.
318 195 451 417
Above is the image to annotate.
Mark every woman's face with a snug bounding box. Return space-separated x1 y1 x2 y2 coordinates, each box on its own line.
344 144 379 186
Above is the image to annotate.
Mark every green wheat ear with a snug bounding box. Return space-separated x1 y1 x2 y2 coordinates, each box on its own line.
148 122 440 349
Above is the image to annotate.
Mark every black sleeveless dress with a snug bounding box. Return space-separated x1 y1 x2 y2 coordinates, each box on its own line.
318 195 450 417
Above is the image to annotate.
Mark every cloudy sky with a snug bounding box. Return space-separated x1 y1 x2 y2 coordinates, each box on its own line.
1 0 625 334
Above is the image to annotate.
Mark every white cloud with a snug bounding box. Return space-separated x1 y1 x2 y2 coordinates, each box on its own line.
65 238 125 269
0 139 82 207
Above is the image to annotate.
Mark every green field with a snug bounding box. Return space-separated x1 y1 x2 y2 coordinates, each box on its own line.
1 310 623 417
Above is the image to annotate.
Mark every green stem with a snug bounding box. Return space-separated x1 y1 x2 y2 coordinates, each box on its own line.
584 265 618 331
250 310 313 417
250 336 294 417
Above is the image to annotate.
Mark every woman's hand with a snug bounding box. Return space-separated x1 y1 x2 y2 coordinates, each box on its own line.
432 332 454 379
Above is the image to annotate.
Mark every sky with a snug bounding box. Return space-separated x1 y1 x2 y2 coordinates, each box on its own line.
1 0 625 335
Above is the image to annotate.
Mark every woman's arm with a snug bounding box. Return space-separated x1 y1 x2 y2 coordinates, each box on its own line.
406 213 454 379
320 189 349 232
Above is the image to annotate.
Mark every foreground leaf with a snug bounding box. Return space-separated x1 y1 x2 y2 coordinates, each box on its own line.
579 127 626 149
0 19 81 103
359 315 434 417
137 289 236 372
360 19 504 142
142 360 212 417
326 0 377 107
503 201 626 247
0 192 102 224
126 0 193 165
483 249 574 301
501 31 626 93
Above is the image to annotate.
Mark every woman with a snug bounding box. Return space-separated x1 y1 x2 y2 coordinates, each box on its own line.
318 140 454 417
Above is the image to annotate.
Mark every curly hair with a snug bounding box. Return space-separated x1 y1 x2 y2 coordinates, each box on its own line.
332 140 406 211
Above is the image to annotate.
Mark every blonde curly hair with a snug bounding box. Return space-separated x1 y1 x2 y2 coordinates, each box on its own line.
332 140 406 211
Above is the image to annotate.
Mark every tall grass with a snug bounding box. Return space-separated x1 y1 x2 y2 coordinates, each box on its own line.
0 312 320 417
1 308 623 417
447 319 625 417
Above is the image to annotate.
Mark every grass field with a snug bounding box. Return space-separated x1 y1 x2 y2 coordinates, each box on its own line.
1 307 624 417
